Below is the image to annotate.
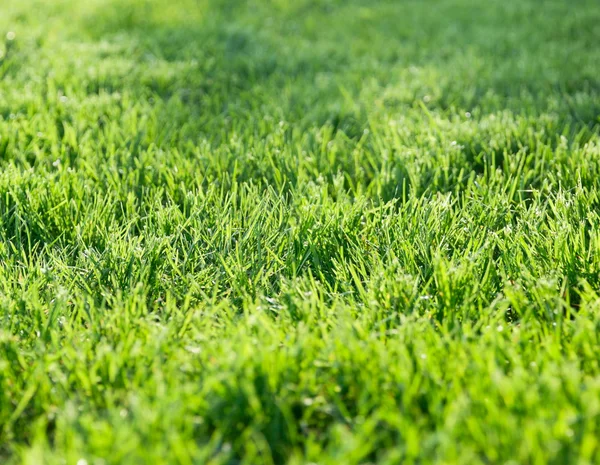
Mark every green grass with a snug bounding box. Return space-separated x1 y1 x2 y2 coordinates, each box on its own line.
1 0 600 463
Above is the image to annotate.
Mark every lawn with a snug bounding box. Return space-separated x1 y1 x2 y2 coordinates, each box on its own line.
1 0 600 463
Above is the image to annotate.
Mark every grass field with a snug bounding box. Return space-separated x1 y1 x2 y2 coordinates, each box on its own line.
1 0 600 463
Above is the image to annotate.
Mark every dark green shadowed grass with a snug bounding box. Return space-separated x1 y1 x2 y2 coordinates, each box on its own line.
1 0 600 464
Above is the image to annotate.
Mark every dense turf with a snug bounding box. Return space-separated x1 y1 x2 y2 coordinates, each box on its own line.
1 0 600 463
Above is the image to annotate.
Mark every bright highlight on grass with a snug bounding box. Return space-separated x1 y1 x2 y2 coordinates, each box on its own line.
1 0 600 464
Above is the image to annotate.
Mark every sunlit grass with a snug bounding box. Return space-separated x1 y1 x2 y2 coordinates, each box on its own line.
1 0 600 464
